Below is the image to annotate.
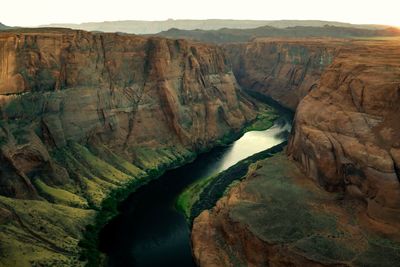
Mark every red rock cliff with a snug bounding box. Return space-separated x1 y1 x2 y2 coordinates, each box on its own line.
225 38 341 110
288 40 400 226
0 29 259 266
0 29 257 199
192 39 400 267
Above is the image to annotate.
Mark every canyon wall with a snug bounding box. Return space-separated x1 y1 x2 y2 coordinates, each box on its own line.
225 38 400 225
288 40 400 225
225 39 341 110
193 39 400 267
0 29 257 266
0 29 257 199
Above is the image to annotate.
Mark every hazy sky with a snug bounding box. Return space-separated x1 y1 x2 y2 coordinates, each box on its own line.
2 0 400 27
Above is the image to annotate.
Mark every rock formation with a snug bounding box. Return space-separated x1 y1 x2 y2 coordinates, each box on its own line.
192 39 400 266
225 38 400 226
192 154 400 267
0 29 256 198
0 29 257 266
288 40 400 226
225 39 341 110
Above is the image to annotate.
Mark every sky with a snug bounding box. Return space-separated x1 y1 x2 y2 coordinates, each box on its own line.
1 0 400 27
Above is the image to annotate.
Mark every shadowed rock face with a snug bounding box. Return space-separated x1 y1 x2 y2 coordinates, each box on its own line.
192 39 400 267
0 29 261 266
288 40 400 226
0 29 257 200
225 39 341 110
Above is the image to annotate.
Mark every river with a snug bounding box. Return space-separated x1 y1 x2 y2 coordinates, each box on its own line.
99 112 292 267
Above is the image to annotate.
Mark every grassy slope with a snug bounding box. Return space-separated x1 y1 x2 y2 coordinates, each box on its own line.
0 139 195 267
0 102 273 266
34 179 89 208
0 196 95 267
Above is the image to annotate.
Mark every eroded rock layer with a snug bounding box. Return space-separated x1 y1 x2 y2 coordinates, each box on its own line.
192 154 400 267
288 40 400 226
0 29 257 266
225 38 341 110
0 29 257 198
193 39 400 267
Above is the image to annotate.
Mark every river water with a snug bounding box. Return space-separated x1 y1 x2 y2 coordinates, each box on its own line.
99 113 292 267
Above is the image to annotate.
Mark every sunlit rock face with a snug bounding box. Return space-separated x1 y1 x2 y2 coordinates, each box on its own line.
288 40 400 226
0 29 257 199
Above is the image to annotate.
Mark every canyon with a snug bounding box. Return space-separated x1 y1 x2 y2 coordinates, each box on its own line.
0 26 399 267
0 28 258 266
192 39 400 266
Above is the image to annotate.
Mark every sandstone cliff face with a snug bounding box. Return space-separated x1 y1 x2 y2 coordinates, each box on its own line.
288 40 400 226
225 39 340 110
192 154 400 267
0 29 257 266
0 29 256 199
192 39 400 267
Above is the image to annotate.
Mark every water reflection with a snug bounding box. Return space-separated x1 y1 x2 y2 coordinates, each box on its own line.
218 120 291 171
100 115 292 267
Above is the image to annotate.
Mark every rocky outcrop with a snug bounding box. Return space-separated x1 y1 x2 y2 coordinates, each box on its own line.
225 39 341 110
193 39 400 267
288 40 400 226
192 154 400 267
0 29 258 266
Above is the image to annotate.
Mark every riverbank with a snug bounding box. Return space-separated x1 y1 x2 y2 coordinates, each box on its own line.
79 106 278 267
176 141 287 220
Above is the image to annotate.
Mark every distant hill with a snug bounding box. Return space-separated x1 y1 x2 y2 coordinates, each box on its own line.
0 22 11 30
41 19 388 34
156 25 400 43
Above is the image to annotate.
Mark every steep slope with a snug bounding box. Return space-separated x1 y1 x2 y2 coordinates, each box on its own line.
225 38 341 110
192 39 400 266
0 29 258 266
288 40 400 226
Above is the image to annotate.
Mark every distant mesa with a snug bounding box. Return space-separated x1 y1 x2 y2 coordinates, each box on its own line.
40 19 389 35
157 24 400 44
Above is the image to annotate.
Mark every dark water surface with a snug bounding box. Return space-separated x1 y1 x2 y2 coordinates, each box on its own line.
99 114 292 267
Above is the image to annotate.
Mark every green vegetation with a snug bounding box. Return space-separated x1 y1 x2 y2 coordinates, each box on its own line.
0 196 94 267
216 107 278 146
176 107 278 219
176 142 286 220
0 95 278 266
176 172 216 218
245 108 277 132
176 106 279 219
78 177 152 267
34 179 88 208
78 107 277 266
88 145 144 177
75 144 196 267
